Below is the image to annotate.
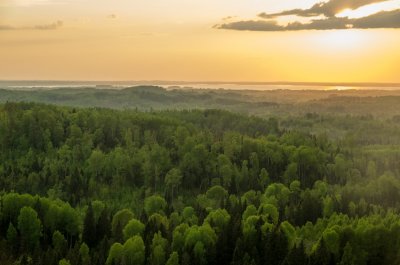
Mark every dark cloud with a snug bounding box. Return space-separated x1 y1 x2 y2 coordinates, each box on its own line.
0 20 63 31
215 9 400 31
214 20 283 31
259 0 389 18
353 9 400 28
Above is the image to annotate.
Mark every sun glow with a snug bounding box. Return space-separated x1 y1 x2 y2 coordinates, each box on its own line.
337 2 400 19
314 29 368 50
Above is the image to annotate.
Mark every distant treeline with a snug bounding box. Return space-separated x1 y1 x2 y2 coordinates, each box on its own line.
1 86 400 118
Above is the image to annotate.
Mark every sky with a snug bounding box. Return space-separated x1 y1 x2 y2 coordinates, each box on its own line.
1 0 400 82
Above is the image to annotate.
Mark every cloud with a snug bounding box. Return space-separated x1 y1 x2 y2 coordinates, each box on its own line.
215 9 400 31
214 20 283 31
259 0 389 18
353 8 400 28
0 20 63 31
222 16 237 21
34 20 63 30
108 14 117 19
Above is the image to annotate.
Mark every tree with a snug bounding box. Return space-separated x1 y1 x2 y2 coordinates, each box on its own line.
259 168 270 190
18 206 42 252
166 251 180 265
338 243 356 265
123 219 145 240
144 195 167 216
206 185 228 209
79 243 91 265
204 209 231 234
106 243 123 265
52 230 67 255
182 207 198 226
96 207 111 241
150 232 168 265
165 168 183 202
112 209 135 241
82 203 97 247
59 259 71 265
6 223 18 253
122 236 145 265
87 149 106 181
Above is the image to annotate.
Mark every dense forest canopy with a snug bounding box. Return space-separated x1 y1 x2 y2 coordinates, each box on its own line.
0 90 400 265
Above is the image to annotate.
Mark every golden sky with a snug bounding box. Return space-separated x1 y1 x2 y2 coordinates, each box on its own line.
1 0 400 82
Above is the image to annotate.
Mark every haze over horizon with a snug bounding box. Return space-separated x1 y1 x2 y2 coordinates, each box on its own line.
1 0 400 82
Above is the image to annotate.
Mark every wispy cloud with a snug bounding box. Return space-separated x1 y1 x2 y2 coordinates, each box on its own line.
0 21 63 31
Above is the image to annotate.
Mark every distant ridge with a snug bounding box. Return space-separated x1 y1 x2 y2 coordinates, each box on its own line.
1 80 400 88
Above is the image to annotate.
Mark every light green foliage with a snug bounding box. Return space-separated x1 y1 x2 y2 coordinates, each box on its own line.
241 190 259 206
264 183 290 208
52 230 67 254
242 205 258 221
123 219 145 240
106 243 123 265
144 195 167 216
259 168 270 189
218 154 234 189
194 241 207 265
184 224 217 251
165 168 183 200
91 200 105 221
322 229 340 255
87 149 106 181
18 206 42 251
166 251 179 265
79 243 91 265
206 185 228 208
172 224 189 252
258 204 279 224
122 236 145 265
181 207 198 225
313 181 328 198
143 144 171 191
112 209 135 237
280 221 296 249
323 196 335 218
2 193 35 224
150 232 168 265
242 215 261 240
59 259 71 265
204 209 230 234
169 212 181 228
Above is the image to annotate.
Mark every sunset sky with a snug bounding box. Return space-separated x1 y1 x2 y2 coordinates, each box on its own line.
1 0 400 82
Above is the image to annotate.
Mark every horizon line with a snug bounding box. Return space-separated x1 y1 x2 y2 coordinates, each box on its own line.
1 80 400 88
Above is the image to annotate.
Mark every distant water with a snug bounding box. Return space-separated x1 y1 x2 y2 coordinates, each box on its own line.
1 81 400 91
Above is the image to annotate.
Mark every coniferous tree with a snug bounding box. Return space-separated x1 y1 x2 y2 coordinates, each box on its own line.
82 203 96 248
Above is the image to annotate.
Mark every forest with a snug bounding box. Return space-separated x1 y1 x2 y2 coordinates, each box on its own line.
0 89 400 265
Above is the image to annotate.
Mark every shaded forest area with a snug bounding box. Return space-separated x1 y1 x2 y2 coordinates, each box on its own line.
0 88 399 265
